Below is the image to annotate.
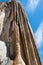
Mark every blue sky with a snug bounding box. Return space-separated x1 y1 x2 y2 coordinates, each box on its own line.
0 0 43 62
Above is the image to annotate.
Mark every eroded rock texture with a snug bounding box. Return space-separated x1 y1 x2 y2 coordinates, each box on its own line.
0 0 42 65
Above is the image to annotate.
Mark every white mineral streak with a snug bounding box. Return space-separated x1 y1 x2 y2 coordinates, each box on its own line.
0 10 5 35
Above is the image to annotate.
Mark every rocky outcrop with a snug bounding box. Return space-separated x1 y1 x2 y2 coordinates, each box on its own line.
0 1 42 65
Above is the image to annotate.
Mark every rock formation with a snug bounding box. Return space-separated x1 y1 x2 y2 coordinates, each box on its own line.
0 0 42 65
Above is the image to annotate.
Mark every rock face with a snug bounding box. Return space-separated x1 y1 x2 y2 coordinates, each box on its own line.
0 0 42 65
12 1 42 65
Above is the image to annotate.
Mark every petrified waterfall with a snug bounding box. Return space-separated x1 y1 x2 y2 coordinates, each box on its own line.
0 0 42 65
12 1 42 65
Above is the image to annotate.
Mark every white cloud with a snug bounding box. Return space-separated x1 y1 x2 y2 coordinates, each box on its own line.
26 0 40 11
35 21 43 48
